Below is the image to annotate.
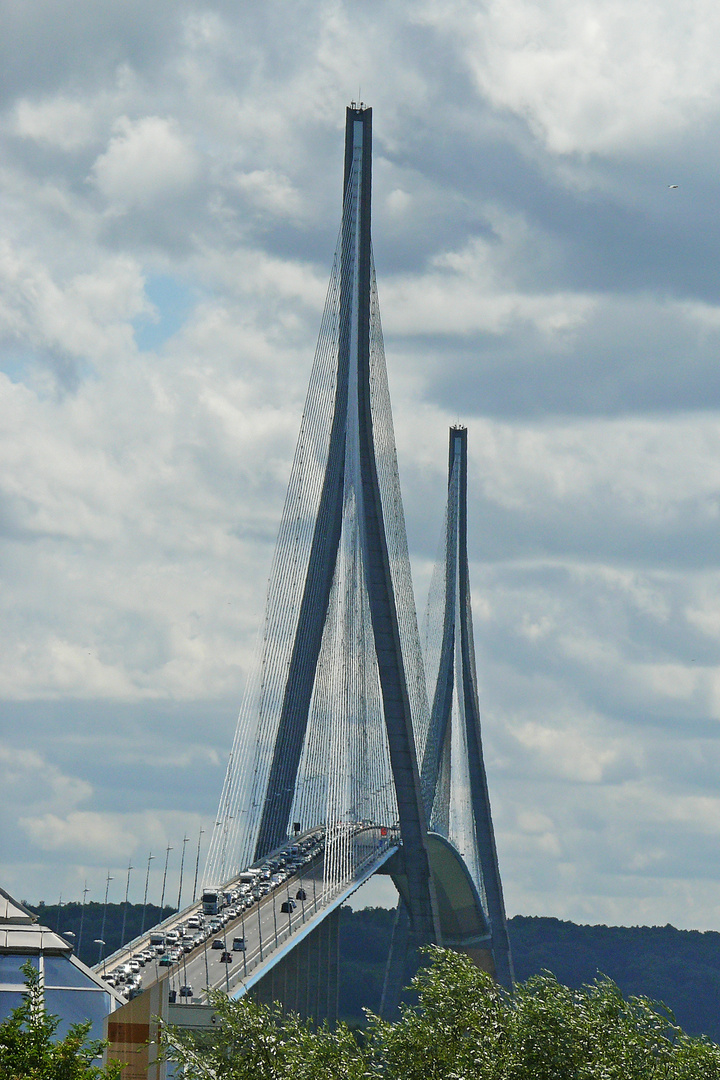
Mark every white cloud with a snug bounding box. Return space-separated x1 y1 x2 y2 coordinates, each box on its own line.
21 811 136 856
421 0 720 155
0 242 148 370
0 743 92 814
3 0 720 937
381 209 596 338
13 96 96 150
383 274 592 339
385 188 412 216
14 808 210 903
508 718 620 783
235 169 303 219
91 115 200 208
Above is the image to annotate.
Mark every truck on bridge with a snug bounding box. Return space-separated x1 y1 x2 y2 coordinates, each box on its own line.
201 886 222 915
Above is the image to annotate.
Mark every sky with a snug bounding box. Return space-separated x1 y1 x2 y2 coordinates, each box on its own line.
3 0 720 932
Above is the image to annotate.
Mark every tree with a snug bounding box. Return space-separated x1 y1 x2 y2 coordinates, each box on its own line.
0 962 123 1080
162 946 720 1079
372 947 720 1079
161 993 368 1080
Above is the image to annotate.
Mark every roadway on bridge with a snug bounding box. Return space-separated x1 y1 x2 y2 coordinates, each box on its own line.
97 827 397 1005
169 856 325 1002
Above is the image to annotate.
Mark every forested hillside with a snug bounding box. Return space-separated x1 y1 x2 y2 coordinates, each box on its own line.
29 901 720 1040
339 909 720 1039
509 915 720 1042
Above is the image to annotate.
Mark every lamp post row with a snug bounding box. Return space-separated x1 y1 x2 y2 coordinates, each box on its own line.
59 826 206 962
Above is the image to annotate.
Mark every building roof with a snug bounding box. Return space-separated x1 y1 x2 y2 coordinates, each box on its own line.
0 884 71 955
0 882 123 1003
0 885 37 926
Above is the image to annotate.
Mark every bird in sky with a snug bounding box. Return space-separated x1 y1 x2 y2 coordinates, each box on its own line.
668 184 679 189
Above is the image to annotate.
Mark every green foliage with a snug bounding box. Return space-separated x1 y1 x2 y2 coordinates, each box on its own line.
162 947 720 1079
161 991 368 1080
0 962 123 1080
510 915 720 1042
341 909 720 1041
372 948 720 1079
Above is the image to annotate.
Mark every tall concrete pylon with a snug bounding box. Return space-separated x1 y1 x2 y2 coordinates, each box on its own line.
421 425 514 987
206 105 440 948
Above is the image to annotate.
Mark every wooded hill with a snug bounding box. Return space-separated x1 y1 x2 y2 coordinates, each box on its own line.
29 902 720 1040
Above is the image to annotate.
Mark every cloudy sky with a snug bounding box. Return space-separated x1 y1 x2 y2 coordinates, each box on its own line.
4 0 720 933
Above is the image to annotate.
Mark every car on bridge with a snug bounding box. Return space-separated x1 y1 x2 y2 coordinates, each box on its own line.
219 952 233 963
280 899 296 913
179 985 193 998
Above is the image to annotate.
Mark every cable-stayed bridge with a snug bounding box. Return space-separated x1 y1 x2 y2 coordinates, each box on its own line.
102 105 511 1072
204 100 437 971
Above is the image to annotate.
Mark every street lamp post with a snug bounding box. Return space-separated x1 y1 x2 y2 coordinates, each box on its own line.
160 844 173 913
298 865 306 924
240 908 247 978
98 872 113 965
224 933 230 995
257 898 263 961
93 939 106 974
141 853 155 935
176 836 189 912
120 861 133 947
192 827 204 902
77 881 90 959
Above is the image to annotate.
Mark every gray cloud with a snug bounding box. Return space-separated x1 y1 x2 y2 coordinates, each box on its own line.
3 0 720 931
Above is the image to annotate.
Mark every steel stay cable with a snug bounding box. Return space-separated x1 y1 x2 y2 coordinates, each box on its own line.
214 161 360 873
259 161 360 850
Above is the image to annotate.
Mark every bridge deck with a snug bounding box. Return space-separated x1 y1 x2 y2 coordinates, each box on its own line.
96 827 399 1005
